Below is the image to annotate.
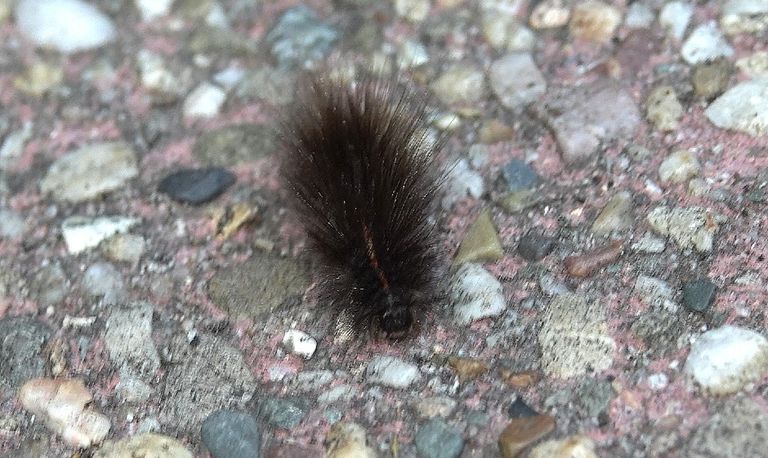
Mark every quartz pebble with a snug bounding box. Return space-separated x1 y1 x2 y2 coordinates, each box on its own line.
684 325 768 395
625 3 654 29
18 378 111 448
705 79 768 137
681 21 734 65
720 0 768 35
134 0 172 21
529 0 570 29
282 330 317 360
441 159 484 210
15 0 116 53
431 64 486 106
366 356 421 388
450 263 506 325
659 2 693 39
183 83 227 119
591 192 633 235
102 234 145 264
62 216 140 255
691 59 733 100
412 397 458 419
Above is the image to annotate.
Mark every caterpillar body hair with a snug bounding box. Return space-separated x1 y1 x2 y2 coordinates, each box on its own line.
280 75 443 339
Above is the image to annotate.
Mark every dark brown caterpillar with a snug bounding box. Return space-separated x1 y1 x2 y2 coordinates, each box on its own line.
280 75 443 339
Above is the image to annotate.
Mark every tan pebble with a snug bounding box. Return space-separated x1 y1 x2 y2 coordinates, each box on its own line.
453 208 504 265
499 369 541 389
18 378 110 448
498 414 555 457
564 240 623 277
569 1 622 42
530 0 570 29
94 433 193 458
528 434 597 458
326 422 377 458
448 356 489 382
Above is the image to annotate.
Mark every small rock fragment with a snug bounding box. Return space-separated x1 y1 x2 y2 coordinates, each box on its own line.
720 0 768 35
682 278 717 312
201 410 261 458
0 317 51 391
489 53 547 110
415 419 465 458
412 397 458 419
102 233 146 264
591 192 633 235
82 262 125 304
625 3 654 29
517 232 555 261
500 370 541 389
431 64 486 106
569 1 621 43
441 159 484 210
564 240 623 277
13 61 63 96
95 433 193 458
266 5 339 69
646 206 723 253
684 325 768 395
538 293 615 378
645 85 684 132
685 397 768 456
507 398 538 419
482 13 536 52
257 397 307 429
18 378 110 448
450 263 506 325
453 209 504 265
366 356 421 389
659 149 700 183
501 159 539 192
498 414 555 458
41 142 138 203
634 275 678 312
104 302 160 377
691 58 733 100
282 330 317 360
325 422 377 458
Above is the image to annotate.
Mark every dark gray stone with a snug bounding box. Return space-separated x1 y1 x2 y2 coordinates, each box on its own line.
682 278 717 313
201 410 261 458
266 5 340 69
507 398 538 419
257 398 308 429
0 316 51 392
501 159 538 192
517 232 555 261
415 419 464 458
158 167 236 204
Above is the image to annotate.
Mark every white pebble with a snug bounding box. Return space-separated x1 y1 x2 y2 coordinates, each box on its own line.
705 78 768 137
648 373 669 391
282 329 317 360
134 0 172 21
62 216 140 254
625 2 655 29
684 325 768 395
366 356 421 389
15 0 116 53
441 159 484 210
450 263 506 325
183 83 227 119
659 149 700 183
681 21 734 65
659 2 693 39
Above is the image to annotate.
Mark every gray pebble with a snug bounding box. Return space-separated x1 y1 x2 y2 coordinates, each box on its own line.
201 410 261 458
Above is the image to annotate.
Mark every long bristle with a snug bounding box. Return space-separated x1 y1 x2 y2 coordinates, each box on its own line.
280 75 442 338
